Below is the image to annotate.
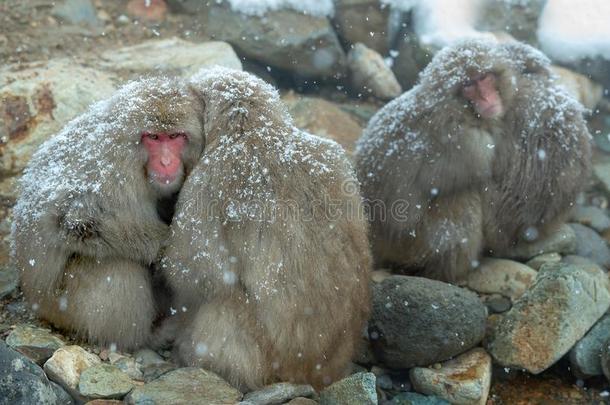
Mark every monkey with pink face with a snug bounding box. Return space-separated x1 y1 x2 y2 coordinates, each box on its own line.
11 77 204 349
356 40 591 283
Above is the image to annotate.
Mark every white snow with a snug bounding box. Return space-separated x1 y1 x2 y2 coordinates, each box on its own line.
537 0 610 62
223 0 334 17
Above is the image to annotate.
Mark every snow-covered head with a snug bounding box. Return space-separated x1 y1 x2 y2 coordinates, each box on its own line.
418 39 552 120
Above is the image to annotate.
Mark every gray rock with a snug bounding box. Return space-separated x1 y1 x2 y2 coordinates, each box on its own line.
0 341 73 405
333 0 391 54
348 43 402 100
410 348 492 405
507 224 577 260
570 313 610 378
369 276 487 368
0 265 18 299
389 392 450 405
319 372 377 405
133 348 165 368
141 361 176 383
525 252 562 270
601 337 610 383
486 262 610 373
100 38 242 78
391 31 435 90
6 324 65 351
0 59 117 177
484 294 512 314
113 356 144 381
466 258 537 300
44 345 101 399
125 367 242 404
286 398 318 405
594 162 610 198
79 363 134 399
568 223 610 268
570 205 610 233
204 5 346 77
242 382 315 404
52 0 101 28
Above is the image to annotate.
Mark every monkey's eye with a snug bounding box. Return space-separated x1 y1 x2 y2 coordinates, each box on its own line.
169 132 187 139
142 132 159 141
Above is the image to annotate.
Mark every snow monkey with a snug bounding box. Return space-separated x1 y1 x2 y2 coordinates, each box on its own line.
159 67 371 391
11 77 205 349
355 39 591 283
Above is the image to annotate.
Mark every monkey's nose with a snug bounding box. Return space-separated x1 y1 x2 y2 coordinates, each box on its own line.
161 156 172 167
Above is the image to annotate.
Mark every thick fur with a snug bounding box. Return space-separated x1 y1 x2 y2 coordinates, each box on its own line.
11 77 204 349
159 68 371 391
355 40 591 282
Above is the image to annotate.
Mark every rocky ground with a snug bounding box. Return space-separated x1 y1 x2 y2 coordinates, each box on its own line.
3 0 610 404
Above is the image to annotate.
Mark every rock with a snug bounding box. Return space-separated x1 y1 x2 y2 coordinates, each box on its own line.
0 265 18 299
389 392 450 405
570 205 610 233
486 262 610 374
286 398 318 405
570 313 610 378
337 100 380 124
44 345 101 398
319 372 377 405
113 357 143 381
127 0 168 22
594 161 610 198
13 346 57 366
86 400 123 405
52 0 101 28
601 338 610 382
141 361 176 382
477 0 546 45
125 367 242 404
100 38 242 78
6 324 65 351
391 32 435 90
348 43 402 100
242 382 315 404
568 223 610 268
369 276 487 368
283 93 363 157
483 294 512 314
0 59 117 177
133 348 165 368
507 224 577 260
0 341 73 405
333 0 391 54
525 252 562 270
466 258 537 300
79 363 134 400
410 348 492 405
204 5 346 77
551 66 604 110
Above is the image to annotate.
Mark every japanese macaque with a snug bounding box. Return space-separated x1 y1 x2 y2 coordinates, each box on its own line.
355 40 591 283
11 78 204 349
159 67 371 391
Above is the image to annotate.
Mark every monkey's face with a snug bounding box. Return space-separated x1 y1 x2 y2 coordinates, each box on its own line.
141 131 190 196
461 72 504 120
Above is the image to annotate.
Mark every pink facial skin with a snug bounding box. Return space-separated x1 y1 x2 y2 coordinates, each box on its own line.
461 73 504 119
141 132 188 189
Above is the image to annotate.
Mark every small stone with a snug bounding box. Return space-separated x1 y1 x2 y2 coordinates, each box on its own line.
410 348 492 405
467 258 537 300
600 338 610 382
133 348 165 367
116 14 130 25
484 294 512 314
570 205 610 233
6 324 65 351
319 372 377 405
286 398 317 405
487 262 610 373
569 223 610 268
0 341 73 405
371 270 392 283
44 345 101 397
389 392 450 404
126 367 242 404
79 363 134 399
376 374 393 390
570 313 610 378
369 276 487 368
86 400 123 405
525 252 562 270
508 224 577 260
348 43 402 100
114 357 144 381
141 361 176 382
594 162 610 198
242 382 315 404
0 265 18 299
52 0 101 27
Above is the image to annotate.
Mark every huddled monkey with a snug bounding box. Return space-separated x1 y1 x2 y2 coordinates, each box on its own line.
356 39 591 283
159 67 371 391
11 77 205 350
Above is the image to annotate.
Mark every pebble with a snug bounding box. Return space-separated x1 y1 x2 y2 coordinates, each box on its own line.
569 205 610 233
125 367 242 404
487 262 610 373
241 382 315 404
369 276 487 368
570 313 610 378
466 258 537 300
508 224 576 260
43 345 101 397
410 348 492 405
484 294 512 314
568 223 610 268
319 372 377 405
79 363 134 400
389 392 450 404
525 252 562 270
